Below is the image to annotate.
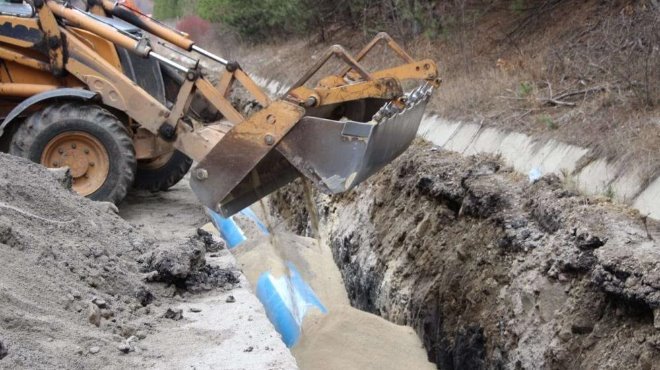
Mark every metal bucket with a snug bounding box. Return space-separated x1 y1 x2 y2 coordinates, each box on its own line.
210 84 433 216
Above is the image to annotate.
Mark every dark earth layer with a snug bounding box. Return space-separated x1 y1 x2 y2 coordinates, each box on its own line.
272 140 660 370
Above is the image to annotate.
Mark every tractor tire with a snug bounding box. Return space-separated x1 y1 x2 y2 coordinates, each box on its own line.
9 103 136 204
133 150 192 192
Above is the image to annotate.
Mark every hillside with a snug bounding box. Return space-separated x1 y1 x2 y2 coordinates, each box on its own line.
184 0 659 187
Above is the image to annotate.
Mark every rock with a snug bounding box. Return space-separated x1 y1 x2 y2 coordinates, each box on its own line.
139 242 205 283
141 271 159 282
0 338 7 360
89 346 100 354
88 303 101 327
135 286 154 306
557 328 572 342
225 295 236 303
243 346 254 352
100 309 114 319
654 309 660 330
164 308 183 320
116 336 138 354
189 307 202 313
117 343 131 354
92 297 108 309
47 167 72 190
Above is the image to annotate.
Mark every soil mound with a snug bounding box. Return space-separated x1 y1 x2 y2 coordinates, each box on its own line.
0 153 236 368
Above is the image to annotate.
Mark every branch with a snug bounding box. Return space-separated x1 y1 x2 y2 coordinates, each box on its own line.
553 85 606 100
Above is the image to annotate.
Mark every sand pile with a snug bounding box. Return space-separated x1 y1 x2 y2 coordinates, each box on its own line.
0 153 237 368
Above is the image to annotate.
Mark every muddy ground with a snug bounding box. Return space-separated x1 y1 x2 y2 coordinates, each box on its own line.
271 140 660 369
0 153 295 369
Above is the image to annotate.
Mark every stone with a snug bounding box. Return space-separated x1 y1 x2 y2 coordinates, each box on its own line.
117 343 131 354
0 338 7 360
92 297 107 309
225 295 236 303
189 307 202 313
88 303 101 327
163 308 183 320
89 346 100 354
557 328 572 342
100 309 114 319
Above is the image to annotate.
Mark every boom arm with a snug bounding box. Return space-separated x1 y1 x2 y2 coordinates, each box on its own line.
7 0 440 216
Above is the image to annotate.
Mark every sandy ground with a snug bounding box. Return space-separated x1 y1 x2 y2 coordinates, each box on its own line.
0 152 295 370
119 178 297 369
232 217 435 370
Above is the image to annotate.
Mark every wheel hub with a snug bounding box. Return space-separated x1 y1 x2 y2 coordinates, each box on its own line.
41 131 110 196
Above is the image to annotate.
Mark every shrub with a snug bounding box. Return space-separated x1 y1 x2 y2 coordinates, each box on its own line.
153 0 184 19
196 0 309 41
176 15 212 43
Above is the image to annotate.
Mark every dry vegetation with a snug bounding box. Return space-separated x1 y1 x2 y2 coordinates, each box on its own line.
195 0 659 183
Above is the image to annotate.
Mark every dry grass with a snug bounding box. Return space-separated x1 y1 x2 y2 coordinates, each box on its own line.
203 0 659 184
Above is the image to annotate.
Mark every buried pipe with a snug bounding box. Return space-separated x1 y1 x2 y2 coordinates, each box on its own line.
205 207 434 368
206 207 327 347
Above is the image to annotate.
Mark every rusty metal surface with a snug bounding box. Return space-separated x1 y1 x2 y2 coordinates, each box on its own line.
215 150 301 216
189 100 305 211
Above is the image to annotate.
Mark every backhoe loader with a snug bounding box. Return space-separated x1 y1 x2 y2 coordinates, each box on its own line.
0 0 439 216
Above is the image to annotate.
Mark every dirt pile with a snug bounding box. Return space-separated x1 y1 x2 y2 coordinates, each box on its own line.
0 153 237 368
271 140 660 369
232 232 434 369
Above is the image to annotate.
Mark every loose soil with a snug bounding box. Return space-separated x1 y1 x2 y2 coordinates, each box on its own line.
0 153 294 369
232 231 435 370
271 140 660 369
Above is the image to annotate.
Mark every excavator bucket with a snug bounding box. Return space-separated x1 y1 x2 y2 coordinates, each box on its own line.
280 84 433 194
206 84 433 216
188 33 439 217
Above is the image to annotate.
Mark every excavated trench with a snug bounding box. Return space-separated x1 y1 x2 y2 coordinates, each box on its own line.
269 140 660 369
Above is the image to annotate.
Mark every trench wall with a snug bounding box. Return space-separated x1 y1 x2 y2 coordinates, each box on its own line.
251 75 660 221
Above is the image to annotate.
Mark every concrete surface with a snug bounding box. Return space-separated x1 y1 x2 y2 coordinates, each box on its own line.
418 116 659 220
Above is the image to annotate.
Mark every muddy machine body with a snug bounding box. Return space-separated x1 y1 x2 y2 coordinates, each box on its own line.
0 0 439 215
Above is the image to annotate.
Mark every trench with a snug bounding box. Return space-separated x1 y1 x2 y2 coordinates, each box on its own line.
267 141 660 369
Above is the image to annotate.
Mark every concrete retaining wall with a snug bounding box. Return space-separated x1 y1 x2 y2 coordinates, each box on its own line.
419 116 659 221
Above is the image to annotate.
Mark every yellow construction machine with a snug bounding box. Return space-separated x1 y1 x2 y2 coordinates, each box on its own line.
0 0 439 216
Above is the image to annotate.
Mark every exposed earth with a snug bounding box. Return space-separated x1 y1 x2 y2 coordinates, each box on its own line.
0 152 295 369
271 140 660 369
